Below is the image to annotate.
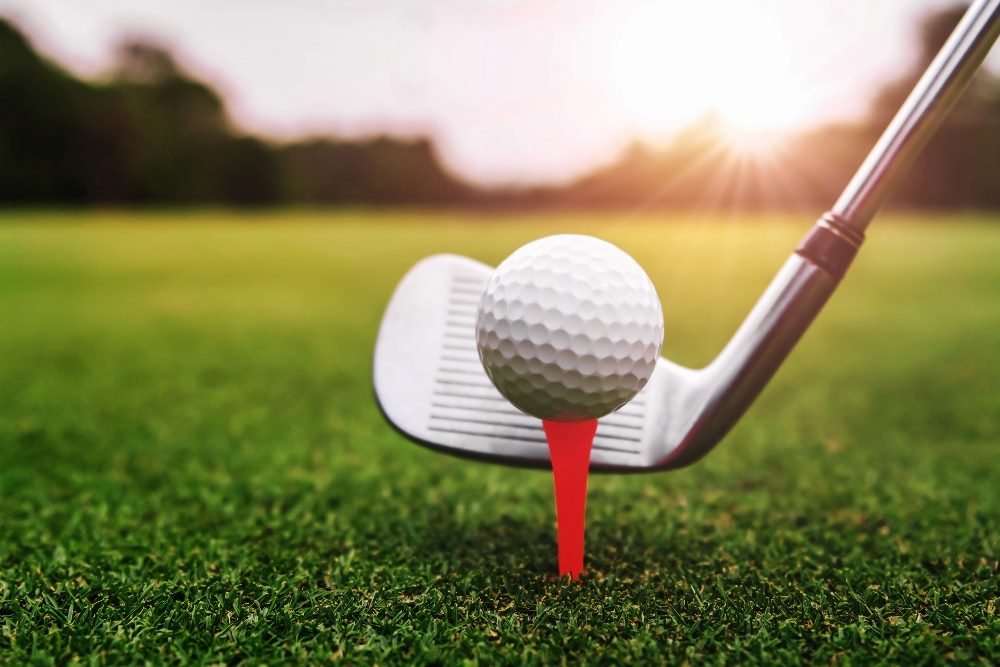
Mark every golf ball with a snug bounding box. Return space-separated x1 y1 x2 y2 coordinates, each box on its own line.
476 234 663 422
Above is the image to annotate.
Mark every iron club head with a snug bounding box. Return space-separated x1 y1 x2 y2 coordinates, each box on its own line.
373 229 853 473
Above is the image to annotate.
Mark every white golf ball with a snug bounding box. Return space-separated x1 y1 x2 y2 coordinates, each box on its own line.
476 234 663 422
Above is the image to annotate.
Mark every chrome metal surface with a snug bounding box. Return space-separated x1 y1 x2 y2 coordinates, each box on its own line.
373 255 674 471
373 253 834 472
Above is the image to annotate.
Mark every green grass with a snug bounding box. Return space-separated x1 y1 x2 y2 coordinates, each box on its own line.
0 210 997 665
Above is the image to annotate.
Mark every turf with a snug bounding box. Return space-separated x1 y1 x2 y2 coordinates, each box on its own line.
0 210 997 665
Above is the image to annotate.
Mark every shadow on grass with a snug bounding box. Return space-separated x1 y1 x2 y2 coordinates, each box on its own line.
404 508 555 576
388 502 711 584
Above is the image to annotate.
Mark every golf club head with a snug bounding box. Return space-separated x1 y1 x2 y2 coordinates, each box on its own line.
372 230 853 473
373 253 700 471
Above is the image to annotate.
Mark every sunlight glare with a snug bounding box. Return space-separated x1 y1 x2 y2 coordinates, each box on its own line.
611 2 809 150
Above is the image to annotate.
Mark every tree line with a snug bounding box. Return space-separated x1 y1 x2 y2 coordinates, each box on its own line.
0 22 472 206
1 6 997 210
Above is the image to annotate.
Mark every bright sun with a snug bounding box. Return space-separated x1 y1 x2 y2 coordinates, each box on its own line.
609 2 809 150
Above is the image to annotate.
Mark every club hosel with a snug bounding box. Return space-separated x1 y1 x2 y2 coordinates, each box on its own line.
671 226 864 469
795 212 865 282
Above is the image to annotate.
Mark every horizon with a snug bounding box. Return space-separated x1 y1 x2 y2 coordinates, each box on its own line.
2 0 998 186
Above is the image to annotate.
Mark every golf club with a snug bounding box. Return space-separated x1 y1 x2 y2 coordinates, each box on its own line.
373 0 1000 472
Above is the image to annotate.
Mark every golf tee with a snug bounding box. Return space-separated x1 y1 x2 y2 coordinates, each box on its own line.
542 419 597 580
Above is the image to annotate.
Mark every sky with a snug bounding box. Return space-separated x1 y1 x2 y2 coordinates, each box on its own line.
1 0 995 185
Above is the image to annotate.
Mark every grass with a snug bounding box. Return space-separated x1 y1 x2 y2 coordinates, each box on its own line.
0 210 997 665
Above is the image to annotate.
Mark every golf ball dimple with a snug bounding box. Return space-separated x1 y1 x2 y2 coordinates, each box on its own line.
476 234 664 422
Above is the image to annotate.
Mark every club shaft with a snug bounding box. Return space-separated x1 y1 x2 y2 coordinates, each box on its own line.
833 0 1000 232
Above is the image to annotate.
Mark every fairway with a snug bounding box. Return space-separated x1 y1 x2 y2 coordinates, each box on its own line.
1 211 997 664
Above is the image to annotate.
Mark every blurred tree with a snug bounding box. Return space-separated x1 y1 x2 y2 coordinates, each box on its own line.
280 137 472 205
96 39 231 202
0 20 93 202
220 136 281 206
113 41 182 84
0 19 472 208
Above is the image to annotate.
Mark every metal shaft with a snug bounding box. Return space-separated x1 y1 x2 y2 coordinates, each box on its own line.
834 0 1000 232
